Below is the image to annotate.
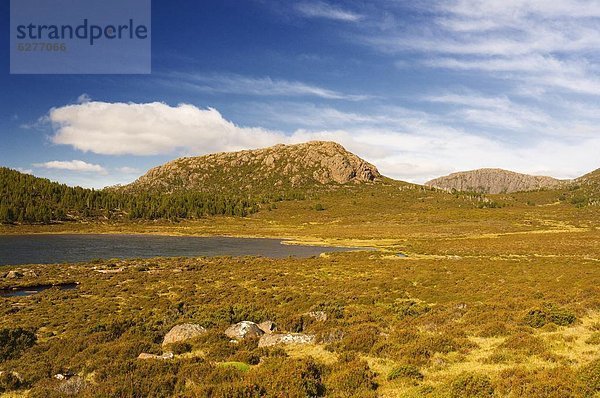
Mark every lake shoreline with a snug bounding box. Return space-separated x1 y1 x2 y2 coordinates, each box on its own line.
0 234 370 266
0 222 389 249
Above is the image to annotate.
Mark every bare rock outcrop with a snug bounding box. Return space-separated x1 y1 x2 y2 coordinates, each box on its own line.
306 311 327 322
258 333 315 347
138 352 174 360
4 271 23 279
258 321 276 334
225 321 264 340
162 323 206 346
425 168 566 194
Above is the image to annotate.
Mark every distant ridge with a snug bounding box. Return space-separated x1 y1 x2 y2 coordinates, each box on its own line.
122 141 382 194
425 168 566 194
576 168 600 184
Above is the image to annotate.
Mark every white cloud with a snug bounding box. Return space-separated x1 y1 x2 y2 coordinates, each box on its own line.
296 1 363 22
46 100 600 183
15 167 33 175
49 101 284 156
33 160 107 174
163 73 369 101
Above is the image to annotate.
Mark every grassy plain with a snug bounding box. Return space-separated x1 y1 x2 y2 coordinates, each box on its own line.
1 181 599 396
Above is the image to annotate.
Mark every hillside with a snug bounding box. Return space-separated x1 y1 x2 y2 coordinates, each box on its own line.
425 168 565 194
0 167 257 224
577 168 600 184
122 141 382 195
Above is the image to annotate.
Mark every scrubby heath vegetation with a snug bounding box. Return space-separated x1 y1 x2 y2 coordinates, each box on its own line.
1 142 600 396
0 250 599 397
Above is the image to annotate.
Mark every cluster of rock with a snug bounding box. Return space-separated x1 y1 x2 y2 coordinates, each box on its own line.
123 141 382 193
138 317 321 360
223 320 315 348
1 270 37 279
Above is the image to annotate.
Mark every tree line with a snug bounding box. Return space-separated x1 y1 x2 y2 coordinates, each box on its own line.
0 168 258 224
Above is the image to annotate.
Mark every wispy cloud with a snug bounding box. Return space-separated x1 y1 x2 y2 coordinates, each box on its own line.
162 73 370 101
296 1 363 22
33 160 107 174
360 0 600 97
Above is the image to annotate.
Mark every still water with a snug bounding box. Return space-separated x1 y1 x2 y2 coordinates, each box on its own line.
0 234 356 266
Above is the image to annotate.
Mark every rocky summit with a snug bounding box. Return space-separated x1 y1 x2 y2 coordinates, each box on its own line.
122 141 381 194
425 168 566 194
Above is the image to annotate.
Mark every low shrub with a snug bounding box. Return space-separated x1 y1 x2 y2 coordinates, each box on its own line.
449 372 494 398
499 332 547 356
524 304 576 328
168 341 192 355
231 350 261 365
387 364 424 381
585 332 600 345
478 321 510 337
325 357 377 397
397 333 474 366
578 358 600 395
497 367 580 398
391 300 431 319
0 372 22 393
246 357 325 397
338 324 380 354
0 327 37 361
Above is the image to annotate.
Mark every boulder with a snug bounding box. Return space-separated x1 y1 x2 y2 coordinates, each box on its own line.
258 333 315 348
4 271 23 279
138 352 174 360
56 376 87 396
258 321 276 334
162 323 206 346
307 311 327 322
224 321 264 340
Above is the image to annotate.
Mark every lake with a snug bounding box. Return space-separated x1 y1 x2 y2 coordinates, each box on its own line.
0 234 357 266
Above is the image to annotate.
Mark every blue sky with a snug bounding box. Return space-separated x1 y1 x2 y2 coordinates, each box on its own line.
2 0 600 188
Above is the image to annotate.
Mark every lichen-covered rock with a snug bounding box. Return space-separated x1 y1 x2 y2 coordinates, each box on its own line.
138 352 174 360
258 321 276 334
258 333 315 347
224 321 264 340
307 311 327 322
162 323 206 346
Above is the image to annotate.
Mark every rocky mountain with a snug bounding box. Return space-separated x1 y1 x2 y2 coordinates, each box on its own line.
122 141 382 194
425 168 566 194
